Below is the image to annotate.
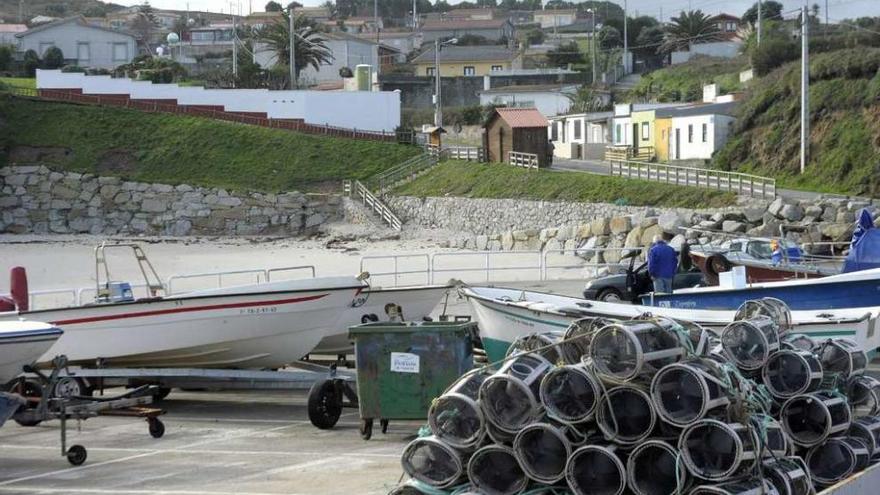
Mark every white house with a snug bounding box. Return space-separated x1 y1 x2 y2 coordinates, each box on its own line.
547 111 613 160
298 32 387 84
662 102 738 161
534 10 578 29
15 16 137 69
0 24 27 46
479 84 577 117
609 103 684 146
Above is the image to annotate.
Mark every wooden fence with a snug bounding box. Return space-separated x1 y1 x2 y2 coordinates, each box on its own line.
609 159 776 198
508 151 539 170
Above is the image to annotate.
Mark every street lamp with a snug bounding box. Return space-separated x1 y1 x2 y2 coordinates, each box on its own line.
434 37 457 128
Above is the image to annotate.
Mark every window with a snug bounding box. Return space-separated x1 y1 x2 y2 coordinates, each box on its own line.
491 65 503 71
573 120 582 140
191 31 215 42
77 42 90 63
641 122 649 141
426 67 435 76
702 123 708 143
615 124 621 143
561 121 566 143
726 22 737 31
112 42 129 62
688 124 694 143
39 42 54 56
551 122 559 141
463 66 475 76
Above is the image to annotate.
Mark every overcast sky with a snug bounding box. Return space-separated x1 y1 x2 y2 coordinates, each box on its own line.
114 0 880 21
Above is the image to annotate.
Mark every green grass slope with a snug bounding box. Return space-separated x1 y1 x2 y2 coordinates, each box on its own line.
714 48 880 196
394 161 737 208
0 97 419 193
628 56 749 103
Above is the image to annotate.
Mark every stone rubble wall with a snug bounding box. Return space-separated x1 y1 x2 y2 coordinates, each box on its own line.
0 166 341 236
391 195 880 263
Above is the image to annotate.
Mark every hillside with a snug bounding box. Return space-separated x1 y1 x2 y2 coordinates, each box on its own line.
713 48 880 196
0 1 122 22
393 161 737 208
628 56 749 102
0 96 420 193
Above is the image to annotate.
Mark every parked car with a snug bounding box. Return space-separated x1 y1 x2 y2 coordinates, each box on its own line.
582 249 705 302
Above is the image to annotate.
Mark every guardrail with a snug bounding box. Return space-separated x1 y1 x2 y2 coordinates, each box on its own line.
351 179 403 230
609 159 776 199
1 85 402 143
509 151 539 170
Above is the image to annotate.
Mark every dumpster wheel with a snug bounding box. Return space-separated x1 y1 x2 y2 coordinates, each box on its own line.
308 379 343 429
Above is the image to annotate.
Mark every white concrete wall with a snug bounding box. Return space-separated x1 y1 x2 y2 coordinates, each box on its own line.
18 22 137 69
669 114 735 160
36 70 400 131
611 116 632 145
299 39 378 84
480 90 571 117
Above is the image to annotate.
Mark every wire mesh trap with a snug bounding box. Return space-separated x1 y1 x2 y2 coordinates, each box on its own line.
589 319 688 382
816 338 868 379
690 478 780 495
626 439 690 495
805 437 859 488
565 444 627 495
781 391 852 448
721 317 781 372
559 317 620 364
400 435 466 489
428 370 491 450
466 444 528 495
650 359 732 428
479 353 552 433
762 350 823 399
539 363 603 425
763 456 815 495
679 419 760 481
848 415 880 459
596 385 657 445
512 422 572 484
505 332 566 364
847 375 880 417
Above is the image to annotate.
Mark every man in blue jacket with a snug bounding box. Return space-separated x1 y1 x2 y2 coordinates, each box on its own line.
648 235 678 293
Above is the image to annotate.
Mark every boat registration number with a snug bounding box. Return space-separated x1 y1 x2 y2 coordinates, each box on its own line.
239 306 278 315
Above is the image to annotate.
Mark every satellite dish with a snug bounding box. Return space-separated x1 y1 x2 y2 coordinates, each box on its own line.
156 46 165 56
166 32 180 44
187 18 196 27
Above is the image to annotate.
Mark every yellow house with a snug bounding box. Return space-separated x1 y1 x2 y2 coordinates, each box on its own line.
629 109 658 160
412 45 521 77
654 117 673 162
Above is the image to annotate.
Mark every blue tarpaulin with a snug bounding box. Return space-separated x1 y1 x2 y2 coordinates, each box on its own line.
843 209 880 273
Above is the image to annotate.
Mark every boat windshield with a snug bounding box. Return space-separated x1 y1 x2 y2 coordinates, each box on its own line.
746 242 773 259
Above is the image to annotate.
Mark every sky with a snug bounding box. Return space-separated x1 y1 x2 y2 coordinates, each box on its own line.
114 0 880 20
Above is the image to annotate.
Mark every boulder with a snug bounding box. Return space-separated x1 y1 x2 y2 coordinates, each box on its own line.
836 210 855 224
576 224 591 239
768 197 786 218
821 222 855 242
848 200 871 212
804 205 823 221
639 216 658 229
475 235 489 251
544 238 563 253
722 220 747 233
590 217 610 236
539 228 558 242
141 198 168 213
501 231 515 251
624 226 644 249
743 207 766 224
780 204 804 222
668 234 687 252
641 224 663 246
610 216 632 234
658 211 687 235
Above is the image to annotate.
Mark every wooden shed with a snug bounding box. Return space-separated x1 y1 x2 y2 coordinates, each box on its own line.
483 107 552 168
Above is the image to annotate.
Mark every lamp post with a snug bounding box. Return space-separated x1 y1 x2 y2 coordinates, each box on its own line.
289 5 295 89
434 37 457 128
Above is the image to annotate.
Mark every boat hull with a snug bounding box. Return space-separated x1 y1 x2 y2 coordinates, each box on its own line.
0 284 363 369
311 285 450 355
690 252 824 285
463 287 878 364
0 323 64 383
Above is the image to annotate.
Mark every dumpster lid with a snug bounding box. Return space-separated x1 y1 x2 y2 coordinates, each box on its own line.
348 321 475 336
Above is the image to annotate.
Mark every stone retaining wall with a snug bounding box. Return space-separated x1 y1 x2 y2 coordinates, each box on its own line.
0 166 341 236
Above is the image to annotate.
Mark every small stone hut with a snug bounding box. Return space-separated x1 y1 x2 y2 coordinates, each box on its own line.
483 107 551 168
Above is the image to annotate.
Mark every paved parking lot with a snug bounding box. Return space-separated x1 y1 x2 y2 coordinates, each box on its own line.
0 389 417 495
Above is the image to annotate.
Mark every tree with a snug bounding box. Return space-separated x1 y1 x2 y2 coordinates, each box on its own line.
634 25 665 68
256 10 333 85
567 85 609 113
265 1 283 11
44 4 67 17
0 45 13 72
659 10 723 54
23 50 40 77
43 46 64 69
597 25 622 49
742 1 783 25
751 35 799 75
526 29 545 46
547 41 585 68
129 3 160 51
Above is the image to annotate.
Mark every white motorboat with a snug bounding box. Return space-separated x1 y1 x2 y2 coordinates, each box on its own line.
462 286 880 363
0 321 63 383
312 284 452 355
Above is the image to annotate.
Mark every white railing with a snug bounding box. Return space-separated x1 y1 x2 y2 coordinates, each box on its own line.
445 146 484 162
509 151 539 169
359 254 432 287
609 160 776 199
353 179 403 230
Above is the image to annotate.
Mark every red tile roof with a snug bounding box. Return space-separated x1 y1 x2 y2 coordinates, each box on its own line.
421 18 509 30
0 24 27 33
494 107 549 128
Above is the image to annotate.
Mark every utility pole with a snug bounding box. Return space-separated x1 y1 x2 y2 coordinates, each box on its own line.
623 0 628 74
289 6 296 89
757 0 762 46
800 3 810 174
232 4 238 87
589 9 597 85
434 40 442 127
412 0 417 31
375 0 379 45
824 0 828 32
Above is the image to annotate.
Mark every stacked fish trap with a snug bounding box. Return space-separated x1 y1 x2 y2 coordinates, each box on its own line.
396 300 880 495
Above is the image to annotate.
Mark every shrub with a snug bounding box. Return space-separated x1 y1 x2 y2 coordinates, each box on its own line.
43 47 65 70
0 45 13 72
22 50 40 77
751 37 799 76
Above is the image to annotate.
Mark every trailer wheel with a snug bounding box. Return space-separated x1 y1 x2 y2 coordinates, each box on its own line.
53 377 91 398
360 418 373 440
66 445 87 466
11 379 44 427
307 379 342 429
147 418 165 438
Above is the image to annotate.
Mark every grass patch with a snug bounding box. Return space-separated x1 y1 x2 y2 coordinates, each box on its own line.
0 77 35 89
629 56 748 102
394 161 737 208
0 97 419 193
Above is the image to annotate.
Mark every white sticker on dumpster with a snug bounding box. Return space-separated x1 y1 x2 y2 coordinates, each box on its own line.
391 352 420 373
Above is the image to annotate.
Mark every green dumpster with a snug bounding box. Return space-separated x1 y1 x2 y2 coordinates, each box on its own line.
349 320 476 440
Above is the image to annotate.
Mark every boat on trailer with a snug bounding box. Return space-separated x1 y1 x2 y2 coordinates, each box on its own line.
461 286 880 363
0 321 63 383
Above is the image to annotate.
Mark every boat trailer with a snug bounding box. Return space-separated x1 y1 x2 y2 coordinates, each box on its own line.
5 356 166 466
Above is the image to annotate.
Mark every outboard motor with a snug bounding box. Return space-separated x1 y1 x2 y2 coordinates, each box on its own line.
0 267 29 312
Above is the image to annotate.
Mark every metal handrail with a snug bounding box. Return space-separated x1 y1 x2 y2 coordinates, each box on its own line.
609 159 776 199
267 265 317 280
166 269 266 294
359 254 431 286
354 179 403 230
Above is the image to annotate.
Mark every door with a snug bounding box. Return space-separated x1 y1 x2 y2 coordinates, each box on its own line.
674 128 681 160
632 123 639 152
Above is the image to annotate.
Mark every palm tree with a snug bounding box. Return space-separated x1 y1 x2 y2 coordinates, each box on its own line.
659 10 724 54
256 10 333 86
